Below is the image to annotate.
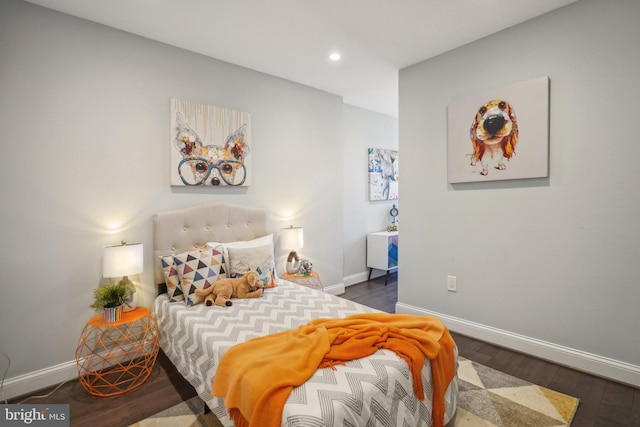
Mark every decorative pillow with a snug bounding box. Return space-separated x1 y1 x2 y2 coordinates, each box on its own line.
226 244 276 288
173 245 225 306
160 255 184 302
207 234 279 284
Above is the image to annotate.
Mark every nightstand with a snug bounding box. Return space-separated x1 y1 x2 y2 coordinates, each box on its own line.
75 307 159 397
283 271 324 291
367 231 398 285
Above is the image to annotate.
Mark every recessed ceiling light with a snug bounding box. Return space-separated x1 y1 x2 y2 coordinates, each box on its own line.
329 52 341 61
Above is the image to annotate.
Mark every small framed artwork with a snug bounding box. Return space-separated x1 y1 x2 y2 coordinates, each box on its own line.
170 98 251 187
368 148 398 201
447 76 549 183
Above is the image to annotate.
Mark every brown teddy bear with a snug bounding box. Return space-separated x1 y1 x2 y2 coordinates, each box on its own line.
195 271 264 307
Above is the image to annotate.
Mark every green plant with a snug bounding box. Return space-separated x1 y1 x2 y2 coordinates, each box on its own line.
91 282 131 310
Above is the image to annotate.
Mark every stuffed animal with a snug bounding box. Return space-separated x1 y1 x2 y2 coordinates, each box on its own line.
300 259 313 275
195 271 264 307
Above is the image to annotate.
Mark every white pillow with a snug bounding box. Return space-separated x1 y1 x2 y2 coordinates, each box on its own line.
227 244 276 288
207 234 280 283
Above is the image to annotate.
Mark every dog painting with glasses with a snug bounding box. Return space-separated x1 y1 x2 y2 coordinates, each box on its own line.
171 99 251 187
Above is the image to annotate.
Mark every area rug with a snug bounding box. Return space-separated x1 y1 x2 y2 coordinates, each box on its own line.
128 396 222 427
452 357 579 426
132 358 579 427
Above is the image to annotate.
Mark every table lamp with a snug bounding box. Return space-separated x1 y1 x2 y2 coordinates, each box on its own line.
103 241 143 312
280 226 303 274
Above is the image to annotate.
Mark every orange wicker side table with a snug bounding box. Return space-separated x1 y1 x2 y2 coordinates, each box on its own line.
75 307 159 397
283 271 324 291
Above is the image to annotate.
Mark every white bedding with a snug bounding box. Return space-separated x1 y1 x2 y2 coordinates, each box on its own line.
154 280 458 426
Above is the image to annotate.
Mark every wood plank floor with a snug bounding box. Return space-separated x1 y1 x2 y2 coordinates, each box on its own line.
11 272 639 426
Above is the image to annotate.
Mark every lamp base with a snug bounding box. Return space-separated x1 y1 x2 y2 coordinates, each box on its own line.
285 250 301 274
123 291 138 312
118 276 138 312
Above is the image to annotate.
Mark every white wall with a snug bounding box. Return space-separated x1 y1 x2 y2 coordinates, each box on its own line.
399 0 640 385
0 0 387 397
342 105 398 284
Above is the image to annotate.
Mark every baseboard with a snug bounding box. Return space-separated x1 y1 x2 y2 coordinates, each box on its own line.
2 359 77 401
396 302 640 388
324 282 345 296
343 272 367 287
343 270 387 288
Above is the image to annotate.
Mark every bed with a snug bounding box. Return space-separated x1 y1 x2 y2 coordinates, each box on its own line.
152 203 458 426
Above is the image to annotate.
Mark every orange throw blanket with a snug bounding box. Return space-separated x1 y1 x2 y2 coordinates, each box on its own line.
212 313 456 427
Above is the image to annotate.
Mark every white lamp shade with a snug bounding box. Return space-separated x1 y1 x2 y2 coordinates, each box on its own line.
280 226 303 250
103 243 144 278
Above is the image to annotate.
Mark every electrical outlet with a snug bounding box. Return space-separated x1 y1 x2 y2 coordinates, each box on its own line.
447 275 457 292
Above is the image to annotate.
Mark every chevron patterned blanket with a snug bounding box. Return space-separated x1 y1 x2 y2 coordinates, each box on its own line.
213 313 456 427
154 281 458 426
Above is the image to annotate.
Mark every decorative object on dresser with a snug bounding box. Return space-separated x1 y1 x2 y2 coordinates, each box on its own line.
280 225 304 274
367 230 398 285
103 241 143 312
387 203 398 231
75 307 159 397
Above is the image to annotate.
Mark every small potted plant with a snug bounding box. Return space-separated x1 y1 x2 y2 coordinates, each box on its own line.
91 282 131 322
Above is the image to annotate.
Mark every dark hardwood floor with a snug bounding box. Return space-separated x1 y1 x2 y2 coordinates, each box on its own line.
10 272 639 426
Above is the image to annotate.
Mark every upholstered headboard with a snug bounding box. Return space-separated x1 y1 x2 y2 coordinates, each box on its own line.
153 203 267 286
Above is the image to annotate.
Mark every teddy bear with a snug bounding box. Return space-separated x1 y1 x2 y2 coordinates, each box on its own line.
195 270 264 307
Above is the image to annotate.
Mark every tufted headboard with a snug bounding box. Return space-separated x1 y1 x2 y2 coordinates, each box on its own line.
153 203 267 287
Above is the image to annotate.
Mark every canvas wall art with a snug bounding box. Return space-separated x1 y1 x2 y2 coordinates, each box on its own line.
447 76 549 183
368 148 399 201
170 98 251 186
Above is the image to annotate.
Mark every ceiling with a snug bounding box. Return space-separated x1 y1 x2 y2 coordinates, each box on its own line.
23 0 577 117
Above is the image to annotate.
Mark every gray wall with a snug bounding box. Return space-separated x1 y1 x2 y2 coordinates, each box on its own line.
0 0 394 393
399 0 640 383
342 105 398 283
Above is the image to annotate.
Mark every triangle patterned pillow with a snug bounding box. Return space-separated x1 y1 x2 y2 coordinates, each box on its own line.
160 255 185 302
173 245 225 306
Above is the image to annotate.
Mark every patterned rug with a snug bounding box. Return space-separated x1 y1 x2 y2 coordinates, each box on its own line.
128 397 221 427
452 357 579 426
131 358 579 427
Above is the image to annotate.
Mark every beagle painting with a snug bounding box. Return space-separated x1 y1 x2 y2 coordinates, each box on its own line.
469 99 519 176
447 77 549 184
